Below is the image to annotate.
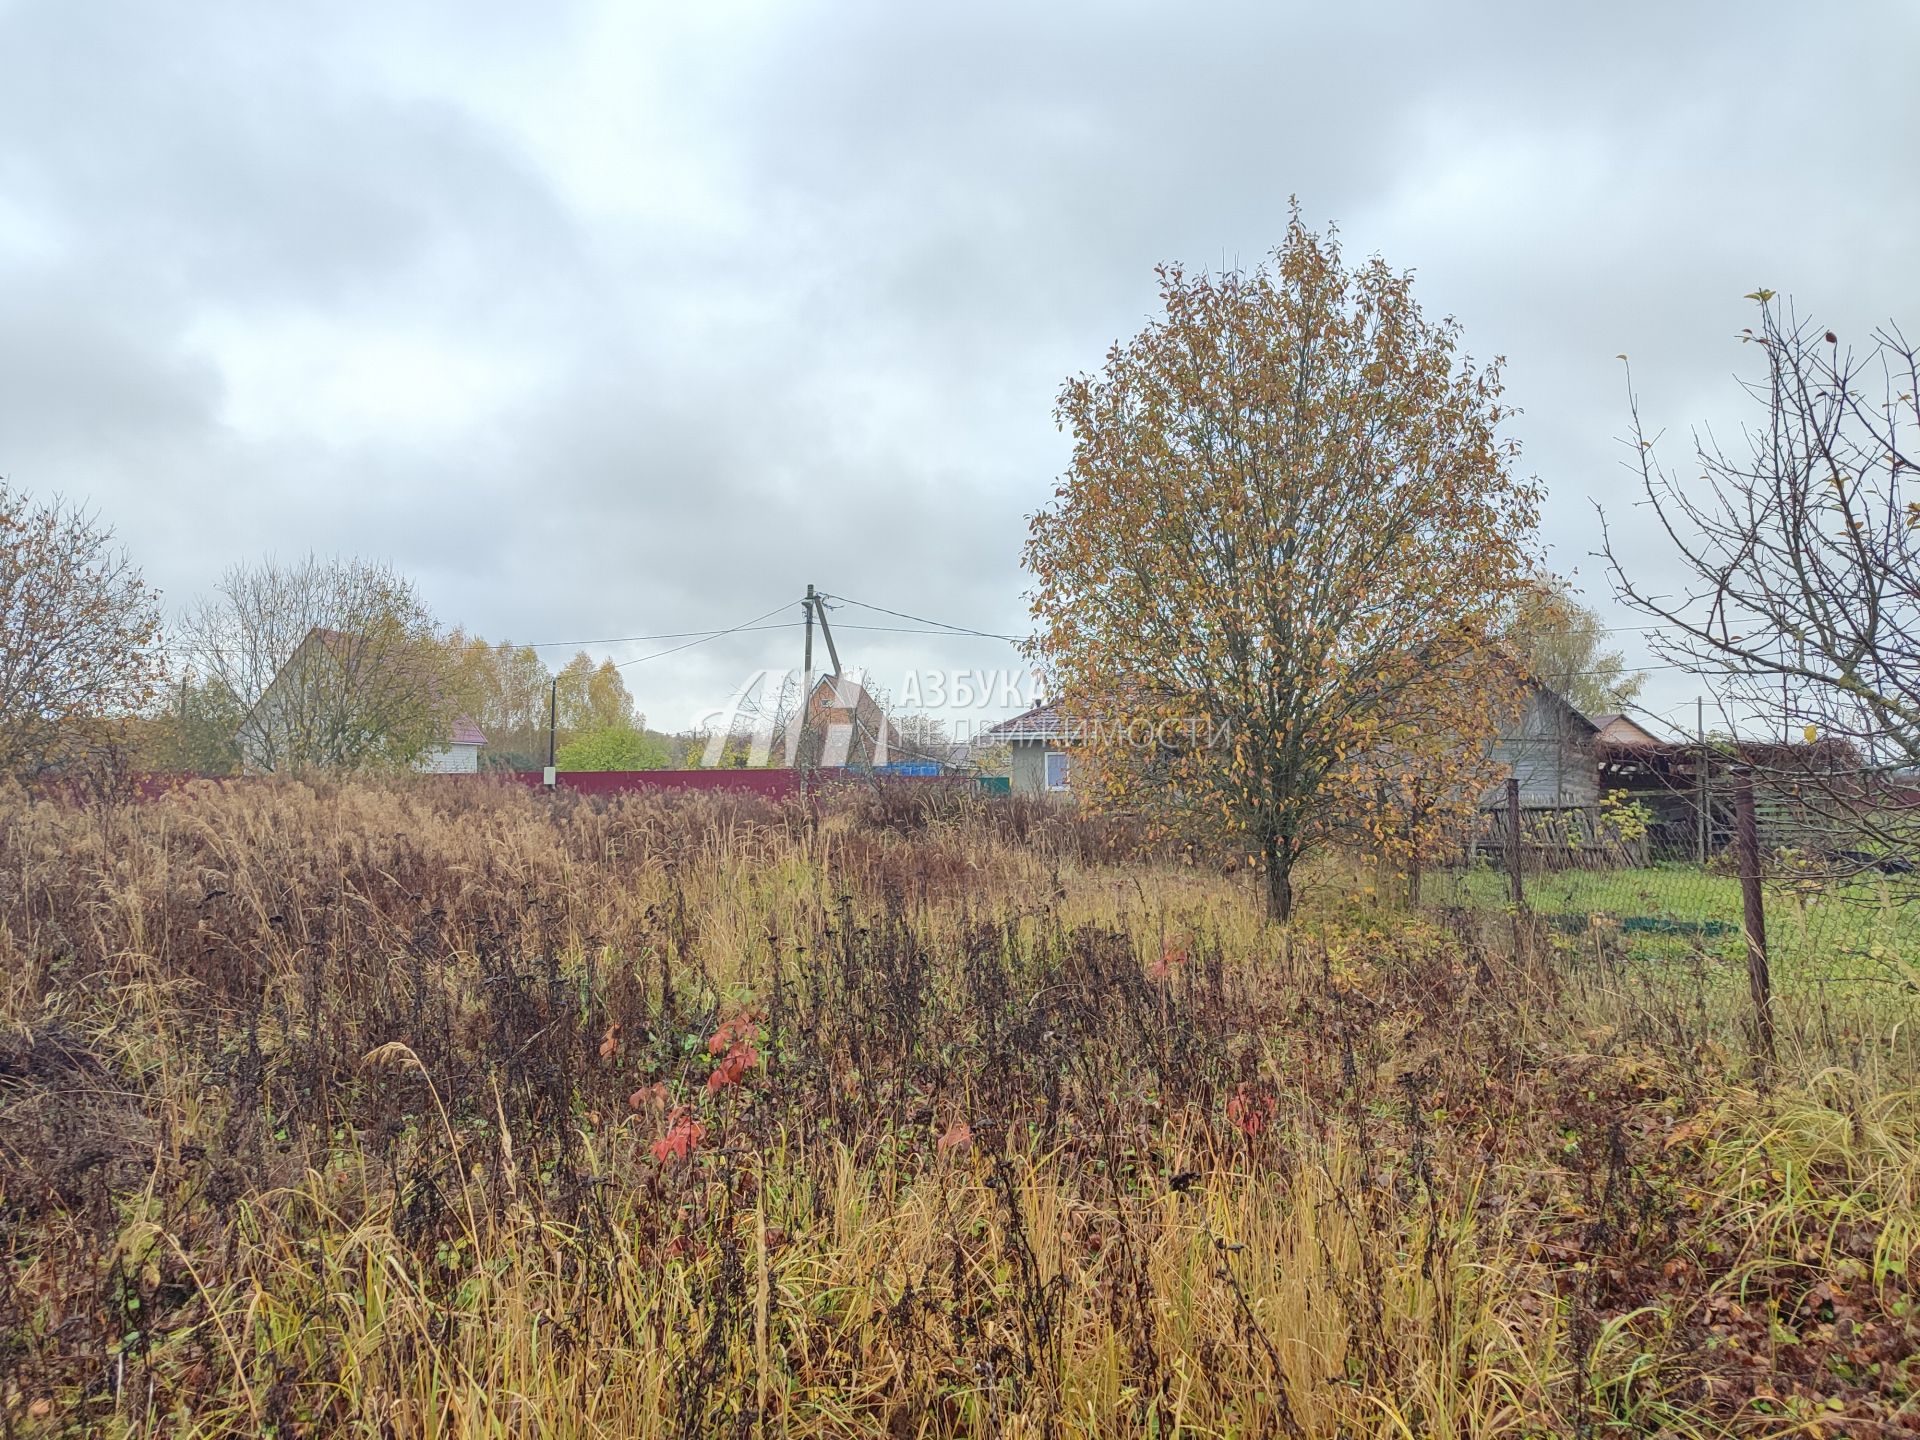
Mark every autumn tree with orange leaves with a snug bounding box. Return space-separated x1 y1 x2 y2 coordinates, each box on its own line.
1024 212 1540 920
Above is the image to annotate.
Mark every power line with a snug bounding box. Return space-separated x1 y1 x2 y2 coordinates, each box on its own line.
833 622 1020 637
504 618 1022 653
821 591 1698 675
525 623 796 650
164 612 1017 667
820 593 1024 645
611 600 803 670
170 631 1702 681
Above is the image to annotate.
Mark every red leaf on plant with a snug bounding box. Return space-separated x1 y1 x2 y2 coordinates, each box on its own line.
937 1118 973 1156
652 1108 706 1163
1226 1082 1275 1139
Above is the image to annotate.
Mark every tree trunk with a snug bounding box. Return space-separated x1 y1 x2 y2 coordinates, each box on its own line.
1406 789 1424 907
1263 837 1294 923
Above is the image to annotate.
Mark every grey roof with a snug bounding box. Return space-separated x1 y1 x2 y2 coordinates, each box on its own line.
982 702 1071 741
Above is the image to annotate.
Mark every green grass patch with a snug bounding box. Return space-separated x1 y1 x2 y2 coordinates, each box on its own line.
1434 861 1920 987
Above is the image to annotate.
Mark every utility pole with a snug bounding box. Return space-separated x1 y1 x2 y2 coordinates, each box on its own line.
803 584 815 691
1697 695 1708 863
812 590 842 677
797 585 817 781
545 678 558 786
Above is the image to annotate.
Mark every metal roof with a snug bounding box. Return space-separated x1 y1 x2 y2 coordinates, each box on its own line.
982 702 1070 741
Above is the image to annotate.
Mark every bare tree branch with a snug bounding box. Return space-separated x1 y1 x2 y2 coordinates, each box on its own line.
1602 297 1920 875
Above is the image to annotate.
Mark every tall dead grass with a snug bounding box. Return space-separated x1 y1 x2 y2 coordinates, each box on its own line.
0 778 1914 1436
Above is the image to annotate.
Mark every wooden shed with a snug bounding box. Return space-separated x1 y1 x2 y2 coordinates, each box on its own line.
1595 728 1864 857
1486 682 1601 811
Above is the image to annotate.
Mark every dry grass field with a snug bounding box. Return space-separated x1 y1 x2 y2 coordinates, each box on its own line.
2 779 1916 1437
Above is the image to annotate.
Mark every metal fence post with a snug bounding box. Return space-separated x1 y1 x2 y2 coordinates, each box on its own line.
1506 776 1524 911
1696 696 1709 863
1733 765 1775 1065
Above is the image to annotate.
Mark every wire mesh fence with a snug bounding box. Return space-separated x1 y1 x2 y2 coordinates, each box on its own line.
1397 774 1920 1064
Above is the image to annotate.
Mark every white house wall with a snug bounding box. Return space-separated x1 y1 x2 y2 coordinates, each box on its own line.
417 743 480 775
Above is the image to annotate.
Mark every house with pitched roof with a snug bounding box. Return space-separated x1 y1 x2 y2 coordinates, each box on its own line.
1493 683 1601 809
237 626 486 774
1589 712 1663 749
981 701 1077 796
786 673 896 770
985 679 1605 807
420 715 489 773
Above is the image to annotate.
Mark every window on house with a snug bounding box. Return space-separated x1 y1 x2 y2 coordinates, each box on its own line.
1045 749 1071 790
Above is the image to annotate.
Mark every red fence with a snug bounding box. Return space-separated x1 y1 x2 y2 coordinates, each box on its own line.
505 769 982 799
505 769 803 799
106 768 973 805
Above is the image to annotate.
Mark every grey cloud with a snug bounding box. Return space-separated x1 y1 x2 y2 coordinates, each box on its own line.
1 0 1914 733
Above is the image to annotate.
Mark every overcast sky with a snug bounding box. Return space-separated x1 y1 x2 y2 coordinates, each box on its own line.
2 1 1914 739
